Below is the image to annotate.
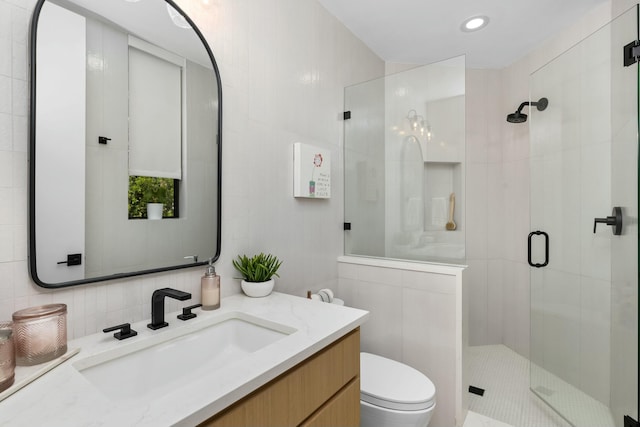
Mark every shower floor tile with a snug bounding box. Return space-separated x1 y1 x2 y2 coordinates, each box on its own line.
530 362 615 427
467 345 571 427
463 410 515 427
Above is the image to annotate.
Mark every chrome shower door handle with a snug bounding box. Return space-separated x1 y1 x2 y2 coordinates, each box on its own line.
528 231 549 268
593 207 622 235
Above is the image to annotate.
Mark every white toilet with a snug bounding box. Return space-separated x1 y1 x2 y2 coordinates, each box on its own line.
360 352 436 427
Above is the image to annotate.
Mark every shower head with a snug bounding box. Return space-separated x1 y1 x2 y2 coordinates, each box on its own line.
506 112 528 123
506 97 548 123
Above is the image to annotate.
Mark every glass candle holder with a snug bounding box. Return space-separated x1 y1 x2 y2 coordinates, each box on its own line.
12 304 67 366
0 321 15 393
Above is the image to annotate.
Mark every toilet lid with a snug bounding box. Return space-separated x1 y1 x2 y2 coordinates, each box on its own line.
360 352 436 411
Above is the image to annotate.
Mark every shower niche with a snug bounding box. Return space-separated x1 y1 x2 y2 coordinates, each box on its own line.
344 56 466 264
422 93 464 235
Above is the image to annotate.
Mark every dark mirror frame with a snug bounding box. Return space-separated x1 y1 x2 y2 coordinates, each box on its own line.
28 0 222 288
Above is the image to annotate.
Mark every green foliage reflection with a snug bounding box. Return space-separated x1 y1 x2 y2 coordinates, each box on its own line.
128 176 175 218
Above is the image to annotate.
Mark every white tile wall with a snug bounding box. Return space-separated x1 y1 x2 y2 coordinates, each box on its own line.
465 68 504 347
337 257 467 427
0 0 384 339
465 1 615 360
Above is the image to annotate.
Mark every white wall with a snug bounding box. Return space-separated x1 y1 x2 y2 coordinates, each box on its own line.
0 0 384 339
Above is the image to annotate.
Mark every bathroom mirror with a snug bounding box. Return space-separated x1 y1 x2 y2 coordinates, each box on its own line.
29 0 222 288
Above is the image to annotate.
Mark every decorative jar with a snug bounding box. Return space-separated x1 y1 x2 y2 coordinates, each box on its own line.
12 304 67 366
0 321 15 392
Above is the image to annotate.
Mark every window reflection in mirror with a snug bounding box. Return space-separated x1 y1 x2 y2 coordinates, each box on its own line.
30 0 222 287
128 177 178 219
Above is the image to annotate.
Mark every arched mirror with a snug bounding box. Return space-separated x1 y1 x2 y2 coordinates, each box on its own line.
29 0 222 288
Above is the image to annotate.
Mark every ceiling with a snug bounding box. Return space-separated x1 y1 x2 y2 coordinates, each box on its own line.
316 0 609 69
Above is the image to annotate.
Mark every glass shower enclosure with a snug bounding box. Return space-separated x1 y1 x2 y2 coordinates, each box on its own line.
529 6 638 426
344 56 466 264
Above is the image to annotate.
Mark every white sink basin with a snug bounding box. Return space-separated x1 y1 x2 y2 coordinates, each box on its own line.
73 312 295 401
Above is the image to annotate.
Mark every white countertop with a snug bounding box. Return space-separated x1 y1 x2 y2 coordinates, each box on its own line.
0 292 369 427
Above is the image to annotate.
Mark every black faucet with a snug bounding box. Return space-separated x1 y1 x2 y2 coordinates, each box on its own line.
147 288 192 330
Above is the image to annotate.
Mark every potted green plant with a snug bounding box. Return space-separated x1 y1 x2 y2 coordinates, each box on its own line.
232 253 282 297
133 177 170 220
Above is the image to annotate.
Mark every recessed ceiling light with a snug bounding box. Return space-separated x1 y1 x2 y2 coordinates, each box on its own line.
461 15 489 32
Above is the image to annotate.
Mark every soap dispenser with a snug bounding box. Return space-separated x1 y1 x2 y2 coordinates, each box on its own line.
201 258 220 310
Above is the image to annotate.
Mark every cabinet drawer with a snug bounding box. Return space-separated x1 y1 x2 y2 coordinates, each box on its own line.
201 328 360 427
300 378 360 427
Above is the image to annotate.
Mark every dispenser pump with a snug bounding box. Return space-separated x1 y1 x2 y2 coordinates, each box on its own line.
201 258 220 310
205 258 216 276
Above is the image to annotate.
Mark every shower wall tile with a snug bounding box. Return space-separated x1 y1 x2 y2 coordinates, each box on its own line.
0 38 9 79
542 150 581 275
580 141 611 282
465 162 488 259
501 119 529 162
542 269 581 386
579 275 611 404
485 72 504 163
0 113 10 151
501 159 529 264
486 164 505 260
501 260 530 358
465 69 489 164
0 2 9 41
0 0 384 339
486 259 504 344
466 68 505 347
501 261 517 353
466 259 488 346
0 75 10 114
513 261 530 356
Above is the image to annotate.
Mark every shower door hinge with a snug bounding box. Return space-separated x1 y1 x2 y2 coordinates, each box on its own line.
343 111 351 120
623 40 640 66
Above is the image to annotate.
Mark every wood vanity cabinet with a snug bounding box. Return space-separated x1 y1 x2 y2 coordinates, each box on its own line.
200 328 360 427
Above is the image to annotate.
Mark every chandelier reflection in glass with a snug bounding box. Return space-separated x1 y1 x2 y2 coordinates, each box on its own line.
406 109 431 141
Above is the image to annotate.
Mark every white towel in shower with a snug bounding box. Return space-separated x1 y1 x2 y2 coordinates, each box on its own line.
432 197 447 226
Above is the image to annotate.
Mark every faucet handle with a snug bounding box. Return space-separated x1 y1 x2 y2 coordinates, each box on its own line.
103 323 138 340
178 304 202 321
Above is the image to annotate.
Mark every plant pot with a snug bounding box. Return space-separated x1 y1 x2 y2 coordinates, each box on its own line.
241 279 274 298
147 203 163 220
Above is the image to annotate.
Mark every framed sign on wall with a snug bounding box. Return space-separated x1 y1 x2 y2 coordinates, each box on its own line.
293 143 331 199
